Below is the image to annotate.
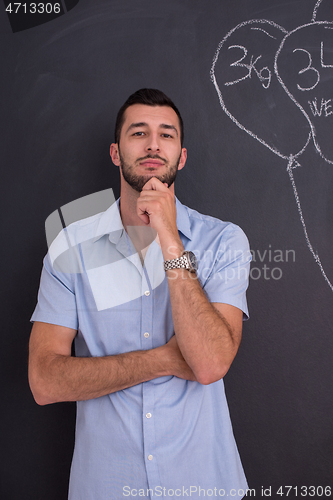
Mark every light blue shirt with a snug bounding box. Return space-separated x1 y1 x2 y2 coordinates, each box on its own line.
31 198 251 500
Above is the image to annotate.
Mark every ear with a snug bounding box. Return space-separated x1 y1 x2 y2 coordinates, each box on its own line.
110 143 121 166
177 148 187 171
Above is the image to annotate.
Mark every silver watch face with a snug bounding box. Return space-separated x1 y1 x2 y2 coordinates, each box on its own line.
187 251 198 272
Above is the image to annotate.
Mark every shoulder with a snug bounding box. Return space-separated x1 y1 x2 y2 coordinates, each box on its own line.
177 200 249 251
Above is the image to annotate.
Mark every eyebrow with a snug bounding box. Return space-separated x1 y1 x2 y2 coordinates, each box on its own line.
126 122 179 137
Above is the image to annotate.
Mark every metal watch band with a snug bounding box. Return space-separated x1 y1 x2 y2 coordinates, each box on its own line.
164 254 190 272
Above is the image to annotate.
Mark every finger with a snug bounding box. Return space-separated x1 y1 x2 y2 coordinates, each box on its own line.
142 177 167 191
137 209 150 225
141 178 156 191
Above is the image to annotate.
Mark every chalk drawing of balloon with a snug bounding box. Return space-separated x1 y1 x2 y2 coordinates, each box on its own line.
275 21 333 165
272 18 333 291
211 20 312 162
211 13 333 292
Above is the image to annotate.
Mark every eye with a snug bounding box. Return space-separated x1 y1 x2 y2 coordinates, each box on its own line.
132 131 145 136
161 133 173 138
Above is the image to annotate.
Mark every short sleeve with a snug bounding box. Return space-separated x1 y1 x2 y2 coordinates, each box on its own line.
202 225 251 319
30 251 78 330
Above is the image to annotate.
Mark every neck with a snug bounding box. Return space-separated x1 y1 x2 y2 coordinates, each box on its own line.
119 187 142 230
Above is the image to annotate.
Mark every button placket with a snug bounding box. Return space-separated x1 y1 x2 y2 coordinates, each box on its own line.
141 268 153 350
142 382 161 489
141 266 161 488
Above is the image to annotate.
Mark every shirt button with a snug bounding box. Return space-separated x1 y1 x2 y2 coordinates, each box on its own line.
144 290 150 296
148 455 153 461
144 332 150 338
146 413 152 419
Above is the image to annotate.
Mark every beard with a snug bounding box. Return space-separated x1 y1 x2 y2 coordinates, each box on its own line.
119 150 181 193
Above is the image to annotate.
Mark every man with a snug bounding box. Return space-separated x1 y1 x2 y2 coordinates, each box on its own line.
29 89 251 499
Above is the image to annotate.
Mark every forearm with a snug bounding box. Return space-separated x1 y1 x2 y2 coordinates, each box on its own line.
134 177 244 385
166 268 239 384
30 346 170 405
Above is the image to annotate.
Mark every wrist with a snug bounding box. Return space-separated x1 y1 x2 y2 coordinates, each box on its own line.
164 250 199 275
153 344 174 377
160 238 184 261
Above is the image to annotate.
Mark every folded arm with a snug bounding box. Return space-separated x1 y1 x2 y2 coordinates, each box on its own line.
167 269 243 385
137 177 246 385
28 321 196 406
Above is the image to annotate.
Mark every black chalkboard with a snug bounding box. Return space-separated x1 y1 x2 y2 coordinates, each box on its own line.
1 0 333 498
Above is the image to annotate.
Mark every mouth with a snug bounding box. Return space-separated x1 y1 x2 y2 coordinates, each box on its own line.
138 155 167 168
139 159 165 168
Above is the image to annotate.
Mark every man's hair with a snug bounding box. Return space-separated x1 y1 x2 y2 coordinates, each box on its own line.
114 88 184 145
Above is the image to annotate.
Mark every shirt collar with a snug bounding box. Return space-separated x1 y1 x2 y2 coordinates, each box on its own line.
175 197 192 241
92 199 124 244
92 196 192 243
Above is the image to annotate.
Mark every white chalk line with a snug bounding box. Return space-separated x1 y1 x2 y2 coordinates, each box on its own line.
210 19 301 161
274 21 333 166
251 27 277 39
287 157 333 291
312 0 323 22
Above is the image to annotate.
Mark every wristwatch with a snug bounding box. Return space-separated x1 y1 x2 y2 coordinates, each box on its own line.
163 251 198 273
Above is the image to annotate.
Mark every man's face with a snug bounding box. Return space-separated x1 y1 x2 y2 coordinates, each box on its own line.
110 104 187 193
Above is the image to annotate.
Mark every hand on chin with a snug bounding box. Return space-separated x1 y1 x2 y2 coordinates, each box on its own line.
136 178 183 258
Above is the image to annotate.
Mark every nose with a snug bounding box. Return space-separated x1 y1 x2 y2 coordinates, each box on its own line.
145 133 160 153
